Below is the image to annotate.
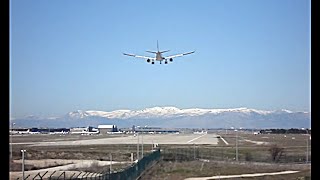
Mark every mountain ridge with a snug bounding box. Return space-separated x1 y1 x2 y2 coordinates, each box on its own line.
66 107 306 119
11 107 311 129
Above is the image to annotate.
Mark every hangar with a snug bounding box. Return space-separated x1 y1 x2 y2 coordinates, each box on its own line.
98 125 118 134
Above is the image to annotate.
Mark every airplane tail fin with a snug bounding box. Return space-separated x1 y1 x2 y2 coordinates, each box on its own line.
157 40 159 52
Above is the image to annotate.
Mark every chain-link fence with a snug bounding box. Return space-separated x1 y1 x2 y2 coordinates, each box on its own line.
161 145 311 164
104 149 160 180
15 149 161 180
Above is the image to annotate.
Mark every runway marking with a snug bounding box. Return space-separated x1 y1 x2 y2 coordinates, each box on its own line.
243 139 268 145
219 136 229 145
187 134 207 143
184 170 300 180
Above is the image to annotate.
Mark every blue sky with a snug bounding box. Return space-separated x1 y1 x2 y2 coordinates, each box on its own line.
10 0 311 118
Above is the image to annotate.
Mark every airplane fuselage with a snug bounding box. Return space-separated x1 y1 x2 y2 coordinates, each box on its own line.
156 52 164 61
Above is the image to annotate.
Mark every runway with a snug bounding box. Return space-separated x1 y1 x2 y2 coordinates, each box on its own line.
25 133 219 146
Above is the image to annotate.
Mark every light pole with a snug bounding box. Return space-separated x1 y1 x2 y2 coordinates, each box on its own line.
306 129 311 164
302 128 311 164
110 153 112 173
137 132 139 160
235 129 238 161
21 149 26 180
306 134 309 163
10 122 16 160
193 143 196 159
141 132 144 158
230 127 239 161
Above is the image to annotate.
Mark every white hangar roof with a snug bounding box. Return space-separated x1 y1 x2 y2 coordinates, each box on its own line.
98 125 115 129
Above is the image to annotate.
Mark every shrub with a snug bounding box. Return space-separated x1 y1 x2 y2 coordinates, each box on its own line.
268 144 284 162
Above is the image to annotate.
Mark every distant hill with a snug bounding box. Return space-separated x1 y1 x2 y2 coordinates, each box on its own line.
11 107 311 129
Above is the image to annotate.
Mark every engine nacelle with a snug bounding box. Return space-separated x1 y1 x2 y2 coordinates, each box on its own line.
170 58 173 62
151 61 155 64
147 59 150 63
165 61 168 64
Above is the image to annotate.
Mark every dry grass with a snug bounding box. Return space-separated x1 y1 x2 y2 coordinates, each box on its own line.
141 160 311 180
10 133 311 179
9 161 72 172
68 161 130 173
11 144 152 162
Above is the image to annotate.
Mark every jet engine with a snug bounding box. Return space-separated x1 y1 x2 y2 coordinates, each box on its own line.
170 58 173 62
147 59 150 63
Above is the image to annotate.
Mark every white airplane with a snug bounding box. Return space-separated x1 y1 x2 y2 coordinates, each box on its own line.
123 41 195 64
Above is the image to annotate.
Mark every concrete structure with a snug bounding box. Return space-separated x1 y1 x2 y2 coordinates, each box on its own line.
70 127 89 134
98 125 118 134
70 126 98 134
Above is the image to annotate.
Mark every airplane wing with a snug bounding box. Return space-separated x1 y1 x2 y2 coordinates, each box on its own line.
123 53 156 60
164 51 195 60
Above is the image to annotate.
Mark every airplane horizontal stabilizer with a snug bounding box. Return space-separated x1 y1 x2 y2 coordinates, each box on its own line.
146 51 157 54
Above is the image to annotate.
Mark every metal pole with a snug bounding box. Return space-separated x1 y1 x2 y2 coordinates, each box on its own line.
193 143 195 159
152 140 154 151
110 153 112 172
21 150 26 180
10 122 15 160
141 132 144 158
236 130 238 161
305 129 310 164
10 122 12 160
306 135 308 163
137 132 139 160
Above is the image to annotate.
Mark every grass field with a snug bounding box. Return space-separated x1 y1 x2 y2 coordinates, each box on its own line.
9 132 311 179
141 160 310 180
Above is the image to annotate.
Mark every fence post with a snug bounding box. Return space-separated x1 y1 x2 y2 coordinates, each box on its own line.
20 150 26 180
131 153 134 163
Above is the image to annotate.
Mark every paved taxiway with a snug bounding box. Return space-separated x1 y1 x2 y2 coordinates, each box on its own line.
17 133 220 146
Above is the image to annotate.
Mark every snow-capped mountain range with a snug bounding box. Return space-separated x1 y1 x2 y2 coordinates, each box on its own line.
66 107 294 119
12 107 311 129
